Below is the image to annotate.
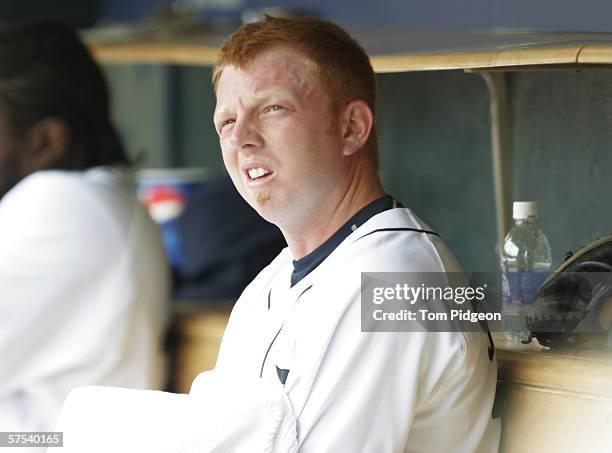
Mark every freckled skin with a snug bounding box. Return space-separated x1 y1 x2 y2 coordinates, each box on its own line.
214 46 383 258
216 49 343 228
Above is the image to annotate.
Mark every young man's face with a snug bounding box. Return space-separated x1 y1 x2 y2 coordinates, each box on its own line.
214 47 347 230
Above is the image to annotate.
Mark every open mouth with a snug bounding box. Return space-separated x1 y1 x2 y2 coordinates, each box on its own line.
247 167 272 181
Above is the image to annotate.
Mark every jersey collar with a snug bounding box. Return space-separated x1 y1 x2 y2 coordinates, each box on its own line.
290 195 401 287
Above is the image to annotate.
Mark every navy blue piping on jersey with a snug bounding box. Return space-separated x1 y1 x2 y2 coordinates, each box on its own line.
260 325 284 378
355 227 439 242
261 282 313 383
276 365 290 385
290 195 401 287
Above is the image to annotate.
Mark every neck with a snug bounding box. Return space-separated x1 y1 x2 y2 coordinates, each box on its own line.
283 168 385 260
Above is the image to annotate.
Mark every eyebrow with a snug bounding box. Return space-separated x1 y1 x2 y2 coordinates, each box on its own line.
214 90 298 126
216 90 297 113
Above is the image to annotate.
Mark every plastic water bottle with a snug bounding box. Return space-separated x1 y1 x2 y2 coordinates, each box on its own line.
501 201 552 341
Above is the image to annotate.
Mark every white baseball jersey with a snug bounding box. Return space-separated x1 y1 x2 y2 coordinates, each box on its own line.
215 206 500 452
0 168 169 439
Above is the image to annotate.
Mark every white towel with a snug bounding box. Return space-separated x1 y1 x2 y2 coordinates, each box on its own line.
49 371 298 453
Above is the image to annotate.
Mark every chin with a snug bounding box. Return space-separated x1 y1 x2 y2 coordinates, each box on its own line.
251 199 274 221
251 198 284 226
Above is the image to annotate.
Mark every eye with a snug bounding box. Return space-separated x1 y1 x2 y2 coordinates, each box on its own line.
218 118 235 133
265 105 284 113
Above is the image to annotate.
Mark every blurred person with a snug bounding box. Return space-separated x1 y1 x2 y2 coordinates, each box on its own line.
209 15 500 452
0 22 169 433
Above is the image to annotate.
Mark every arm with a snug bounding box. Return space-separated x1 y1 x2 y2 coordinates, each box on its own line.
294 291 498 453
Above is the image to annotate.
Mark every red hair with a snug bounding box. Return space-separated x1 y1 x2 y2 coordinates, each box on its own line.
213 15 378 166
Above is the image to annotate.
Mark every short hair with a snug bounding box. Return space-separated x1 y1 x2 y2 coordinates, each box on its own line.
213 15 378 167
0 21 129 170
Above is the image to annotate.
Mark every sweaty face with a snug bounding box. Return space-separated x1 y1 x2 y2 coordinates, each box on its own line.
214 48 346 231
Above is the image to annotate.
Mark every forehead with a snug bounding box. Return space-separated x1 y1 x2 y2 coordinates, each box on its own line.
216 47 321 100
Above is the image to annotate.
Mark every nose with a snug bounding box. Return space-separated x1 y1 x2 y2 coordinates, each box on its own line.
228 117 263 151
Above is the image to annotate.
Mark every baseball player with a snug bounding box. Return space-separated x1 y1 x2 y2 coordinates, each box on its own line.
210 15 500 452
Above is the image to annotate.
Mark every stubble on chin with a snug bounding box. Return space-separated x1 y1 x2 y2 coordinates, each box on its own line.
255 191 270 203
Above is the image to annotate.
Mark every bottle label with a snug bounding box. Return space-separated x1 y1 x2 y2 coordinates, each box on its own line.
502 270 549 305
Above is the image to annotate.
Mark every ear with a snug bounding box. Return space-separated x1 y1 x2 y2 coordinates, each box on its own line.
24 117 69 171
340 100 374 157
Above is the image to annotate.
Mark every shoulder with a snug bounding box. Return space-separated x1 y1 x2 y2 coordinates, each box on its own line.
340 207 463 273
229 248 291 310
0 171 90 228
2 170 85 204
245 248 291 290
0 168 128 213
0 168 135 244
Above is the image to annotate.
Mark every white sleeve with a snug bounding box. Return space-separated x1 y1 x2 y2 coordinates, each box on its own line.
295 292 498 453
49 373 298 453
0 174 114 431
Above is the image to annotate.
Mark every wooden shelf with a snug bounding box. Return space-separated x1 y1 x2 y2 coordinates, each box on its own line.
494 334 612 399
170 302 233 394
493 334 612 452
86 27 612 72
91 42 219 66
